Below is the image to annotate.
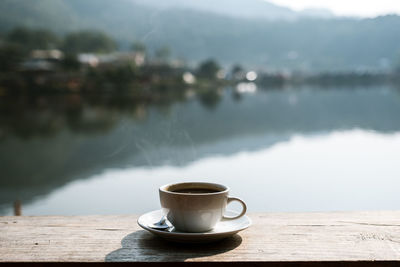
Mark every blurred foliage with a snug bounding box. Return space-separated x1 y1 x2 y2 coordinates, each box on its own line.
197 59 220 80
61 53 81 71
0 43 25 72
6 27 60 53
1 27 117 64
62 31 117 54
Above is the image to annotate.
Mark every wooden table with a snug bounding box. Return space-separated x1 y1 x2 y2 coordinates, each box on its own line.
1 211 400 265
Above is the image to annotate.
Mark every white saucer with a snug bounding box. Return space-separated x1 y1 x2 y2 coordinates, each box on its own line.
137 209 251 243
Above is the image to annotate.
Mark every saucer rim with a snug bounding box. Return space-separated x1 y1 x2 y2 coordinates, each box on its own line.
137 209 252 236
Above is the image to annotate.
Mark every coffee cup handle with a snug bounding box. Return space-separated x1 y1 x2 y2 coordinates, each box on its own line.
223 197 247 220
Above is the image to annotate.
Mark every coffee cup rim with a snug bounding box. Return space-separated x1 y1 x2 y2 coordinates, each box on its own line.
159 182 229 195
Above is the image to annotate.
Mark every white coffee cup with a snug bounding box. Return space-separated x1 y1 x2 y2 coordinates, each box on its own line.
159 182 247 232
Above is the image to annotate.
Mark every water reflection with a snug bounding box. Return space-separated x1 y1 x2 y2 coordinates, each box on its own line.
3 130 400 215
1 86 400 214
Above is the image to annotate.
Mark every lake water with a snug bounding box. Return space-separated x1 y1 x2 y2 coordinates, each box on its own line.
1 85 400 215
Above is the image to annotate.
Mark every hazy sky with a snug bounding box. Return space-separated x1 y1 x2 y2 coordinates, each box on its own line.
268 0 400 17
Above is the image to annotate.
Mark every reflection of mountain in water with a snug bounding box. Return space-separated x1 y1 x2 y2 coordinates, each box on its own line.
1 86 400 211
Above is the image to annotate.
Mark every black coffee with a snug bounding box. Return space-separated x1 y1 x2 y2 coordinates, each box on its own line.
172 188 221 194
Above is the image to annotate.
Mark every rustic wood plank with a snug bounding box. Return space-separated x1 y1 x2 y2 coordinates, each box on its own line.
1 211 400 263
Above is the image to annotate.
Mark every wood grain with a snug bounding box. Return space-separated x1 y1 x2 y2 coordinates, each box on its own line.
1 211 400 263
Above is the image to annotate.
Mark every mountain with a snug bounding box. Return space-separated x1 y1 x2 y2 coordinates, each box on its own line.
132 0 298 20
299 8 334 19
0 0 399 71
0 0 151 35
132 0 334 20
